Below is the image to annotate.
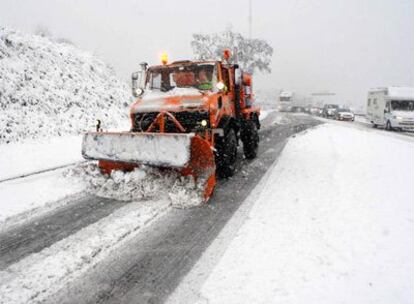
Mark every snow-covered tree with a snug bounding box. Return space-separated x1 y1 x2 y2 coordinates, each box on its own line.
191 29 273 74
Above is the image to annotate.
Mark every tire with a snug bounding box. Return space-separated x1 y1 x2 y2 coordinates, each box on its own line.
215 128 237 178
386 120 393 131
241 120 259 159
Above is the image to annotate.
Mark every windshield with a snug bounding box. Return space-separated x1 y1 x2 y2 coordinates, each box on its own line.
337 108 351 112
391 100 414 111
146 63 217 92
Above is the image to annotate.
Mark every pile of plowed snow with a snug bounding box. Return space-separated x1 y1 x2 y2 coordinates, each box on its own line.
0 26 130 144
64 163 205 208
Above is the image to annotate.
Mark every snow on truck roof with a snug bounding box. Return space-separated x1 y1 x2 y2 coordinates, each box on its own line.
369 87 414 99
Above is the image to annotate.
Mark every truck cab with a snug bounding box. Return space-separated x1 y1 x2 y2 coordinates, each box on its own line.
128 53 261 178
130 60 259 134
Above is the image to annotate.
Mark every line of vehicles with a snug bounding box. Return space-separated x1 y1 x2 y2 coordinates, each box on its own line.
277 87 414 132
277 91 355 122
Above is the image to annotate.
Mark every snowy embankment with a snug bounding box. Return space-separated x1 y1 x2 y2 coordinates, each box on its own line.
0 26 132 222
168 123 414 304
0 25 130 178
0 26 130 144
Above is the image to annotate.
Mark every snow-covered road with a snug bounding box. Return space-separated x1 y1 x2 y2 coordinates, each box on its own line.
4 113 413 304
168 122 414 304
0 113 317 304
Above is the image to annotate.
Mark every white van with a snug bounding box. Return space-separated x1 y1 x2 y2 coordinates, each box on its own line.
367 87 414 131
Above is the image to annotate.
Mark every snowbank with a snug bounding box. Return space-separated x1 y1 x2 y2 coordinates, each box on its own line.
0 135 82 181
169 124 414 304
354 114 369 124
0 168 84 224
0 159 204 227
0 26 130 144
65 162 205 208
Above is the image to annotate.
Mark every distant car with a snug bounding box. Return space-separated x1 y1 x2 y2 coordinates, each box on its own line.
322 104 339 118
335 108 355 121
310 106 322 116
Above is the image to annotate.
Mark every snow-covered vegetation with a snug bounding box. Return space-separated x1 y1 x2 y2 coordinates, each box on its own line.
0 26 130 144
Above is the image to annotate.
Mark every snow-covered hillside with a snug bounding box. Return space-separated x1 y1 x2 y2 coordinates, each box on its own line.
0 26 130 144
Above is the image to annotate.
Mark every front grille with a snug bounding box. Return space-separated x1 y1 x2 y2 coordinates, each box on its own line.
132 111 209 133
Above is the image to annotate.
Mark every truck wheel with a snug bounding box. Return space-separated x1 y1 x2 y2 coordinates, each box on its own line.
215 128 237 178
242 120 259 159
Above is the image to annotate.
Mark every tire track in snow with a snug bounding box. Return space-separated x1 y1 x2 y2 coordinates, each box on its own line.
0 195 125 270
0 197 171 304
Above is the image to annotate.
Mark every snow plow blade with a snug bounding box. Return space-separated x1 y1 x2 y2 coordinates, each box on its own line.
82 132 216 201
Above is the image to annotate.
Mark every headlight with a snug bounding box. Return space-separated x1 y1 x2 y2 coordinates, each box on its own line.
216 82 225 91
134 88 143 97
200 119 208 127
396 116 403 121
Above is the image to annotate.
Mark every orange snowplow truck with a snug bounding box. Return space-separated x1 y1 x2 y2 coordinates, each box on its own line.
82 50 260 202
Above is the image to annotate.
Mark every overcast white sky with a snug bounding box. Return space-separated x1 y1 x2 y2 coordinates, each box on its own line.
1 0 413 107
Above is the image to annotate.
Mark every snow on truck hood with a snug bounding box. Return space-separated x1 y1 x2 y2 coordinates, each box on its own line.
131 87 208 113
